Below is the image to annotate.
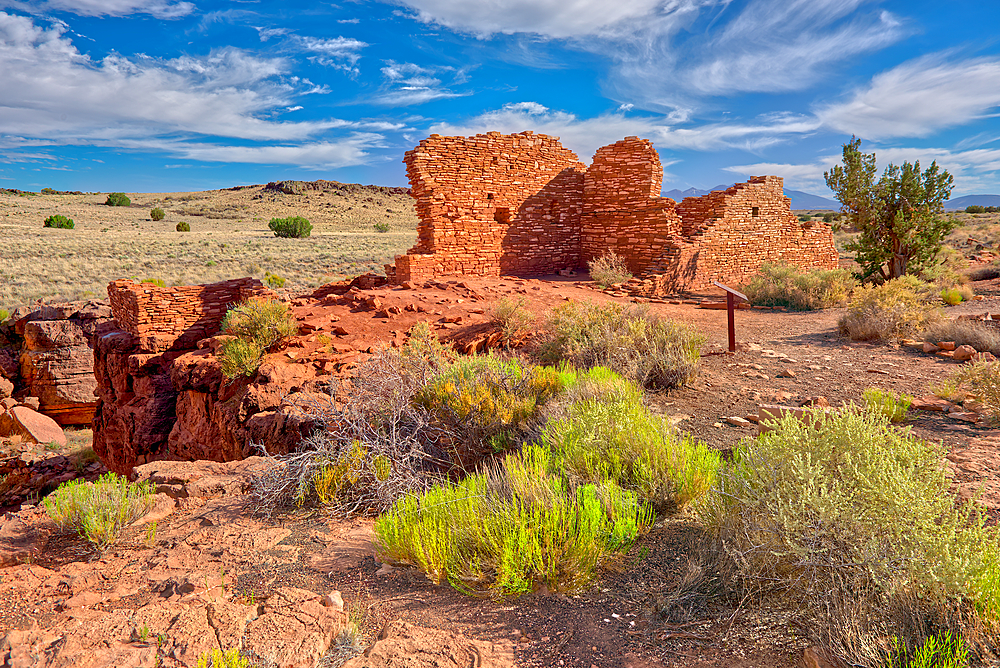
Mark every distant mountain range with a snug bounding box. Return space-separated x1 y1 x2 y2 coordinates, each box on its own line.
662 184 839 210
944 194 1000 210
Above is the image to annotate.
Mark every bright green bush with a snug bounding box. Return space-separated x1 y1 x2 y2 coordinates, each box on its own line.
838 276 940 341
375 442 653 596
373 222 391 233
197 648 248 668
43 214 74 229
544 367 719 513
743 262 855 310
588 251 632 287
150 207 165 221
264 271 286 289
881 632 968 668
700 408 1000 667
269 215 312 238
863 387 912 423
0 308 9 323
540 301 704 390
176 221 191 232
141 277 166 288
217 298 297 378
414 355 564 463
44 472 154 548
105 192 131 207
941 287 964 305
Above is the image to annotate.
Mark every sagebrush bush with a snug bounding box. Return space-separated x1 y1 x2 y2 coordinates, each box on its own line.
414 355 564 466
373 222 391 233
489 296 534 348
863 387 912 423
923 320 1000 357
269 215 312 238
150 207 165 221
941 288 965 305
838 276 940 341
743 262 855 310
44 472 154 548
176 221 191 232
264 271 285 289
699 408 1000 667
540 301 704 390
544 367 720 513
197 648 248 668
953 359 1000 424
217 298 297 378
43 214 74 229
375 442 653 596
588 251 632 287
105 192 131 207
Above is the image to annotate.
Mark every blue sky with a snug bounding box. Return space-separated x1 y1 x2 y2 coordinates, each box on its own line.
1 0 999 197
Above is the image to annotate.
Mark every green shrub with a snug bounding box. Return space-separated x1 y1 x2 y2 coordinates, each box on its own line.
838 276 940 341
881 632 969 668
41 187 56 195
966 205 985 214
863 387 912 423
699 408 1000 667
544 367 720 513
43 214 74 229
141 278 166 288
375 442 653 596
44 472 154 548
822 212 838 223
540 301 704 390
197 648 248 668
217 298 297 379
176 221 191 232
941 288 964 305
414 355 564 464
798 214 813 222
953 359 1000 424
150 207 165 221
105 192 131 207
489 296 534 348
264 271 285 289
587 251 632 287
0 308 9 323
269 215 312 238
373 222 391 233
743 262 855 310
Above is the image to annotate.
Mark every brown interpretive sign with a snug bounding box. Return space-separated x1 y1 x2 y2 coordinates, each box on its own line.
713 281 748 352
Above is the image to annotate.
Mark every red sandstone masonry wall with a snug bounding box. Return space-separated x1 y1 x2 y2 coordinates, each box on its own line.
581 137 684 273
648 176 838 290
390 131 586 282
107 278 272 349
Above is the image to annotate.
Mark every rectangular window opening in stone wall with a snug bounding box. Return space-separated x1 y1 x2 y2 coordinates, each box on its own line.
752 206 760 217
495 207 511 225
487 193 494 201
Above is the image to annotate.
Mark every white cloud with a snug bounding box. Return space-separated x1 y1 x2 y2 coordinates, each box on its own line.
296 35 367 68
3 0 193 18
817 55 1000 139
429 102 820 160
0 13 398 168
366 60 471 106
136 134 385 168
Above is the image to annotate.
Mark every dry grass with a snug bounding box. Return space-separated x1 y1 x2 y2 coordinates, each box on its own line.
923 319 1000 356
0 186 417 309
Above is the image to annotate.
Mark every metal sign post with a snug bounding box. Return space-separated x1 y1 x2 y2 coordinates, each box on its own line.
712 281 748 352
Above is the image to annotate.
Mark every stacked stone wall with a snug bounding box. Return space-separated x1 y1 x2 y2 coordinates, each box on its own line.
389 131 586 282
107 278 271 350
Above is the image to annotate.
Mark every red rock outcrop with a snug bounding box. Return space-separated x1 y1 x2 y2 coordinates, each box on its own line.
388 132 838 291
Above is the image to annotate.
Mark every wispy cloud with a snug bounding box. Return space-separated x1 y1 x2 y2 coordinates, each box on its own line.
817 54 1000 139
1 0 194 18
365 60 471 106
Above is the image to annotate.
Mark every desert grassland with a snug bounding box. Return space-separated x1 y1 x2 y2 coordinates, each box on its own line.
0 185 418 309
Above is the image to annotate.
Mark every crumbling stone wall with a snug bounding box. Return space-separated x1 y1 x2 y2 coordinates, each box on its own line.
108 278 271 351
389 131 586 283
388 132 839 292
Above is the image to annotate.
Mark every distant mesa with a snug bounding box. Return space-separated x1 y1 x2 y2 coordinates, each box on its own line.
944 194 1000 210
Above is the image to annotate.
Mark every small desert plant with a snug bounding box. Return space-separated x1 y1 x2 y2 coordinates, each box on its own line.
176 221 191 232
150 207 165 221
588 251 632 287
197 648 249 668
880 631 969 668
105 192 131 207
923 320 1000 357
373 222 391 233
544 367 720 513
743 262 855 310
43 214 74 229
863 387 912 423
217 298 297 378
43 472 154 548
700 408 1000 667
952 359 1000 424
540 301 704 390
375 442 653 596
0 308 9 323
141 278 166 288
264 271 286 289
414 355 564 465
838 276 940 341
269 215 312 238
489 296 534 347
941 287 965 305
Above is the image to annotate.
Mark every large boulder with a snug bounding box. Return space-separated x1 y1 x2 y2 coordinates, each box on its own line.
0 405 66 446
